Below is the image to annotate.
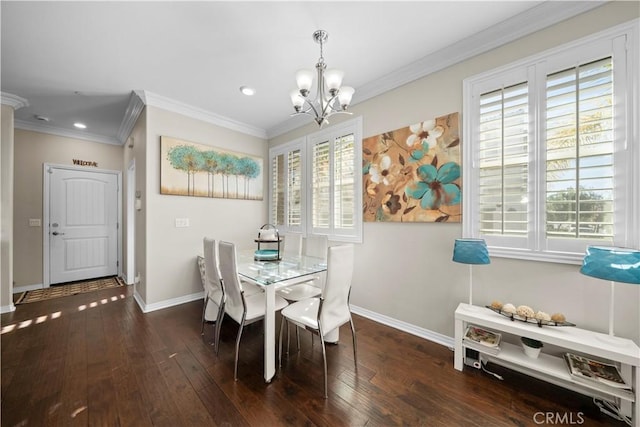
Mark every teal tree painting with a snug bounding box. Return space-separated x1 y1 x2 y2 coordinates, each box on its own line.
161 136 263 200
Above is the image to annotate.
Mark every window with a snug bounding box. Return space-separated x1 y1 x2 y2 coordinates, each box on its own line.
463 22 638 264
269 117 363 242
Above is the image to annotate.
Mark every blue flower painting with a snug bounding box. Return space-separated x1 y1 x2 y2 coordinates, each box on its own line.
362 112 461 222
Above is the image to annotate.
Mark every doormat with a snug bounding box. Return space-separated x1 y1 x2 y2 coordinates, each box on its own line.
15 276 126 305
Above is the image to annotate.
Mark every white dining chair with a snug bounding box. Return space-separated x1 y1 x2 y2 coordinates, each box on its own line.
218 240 289 381
202 237 225 353
278 244 357 398
277 234 328 351
281 232 303 257
277 234 327 302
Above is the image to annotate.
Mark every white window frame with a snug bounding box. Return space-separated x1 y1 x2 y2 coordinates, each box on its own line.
268 116 363 243
462 20 639 264
268 137 306 234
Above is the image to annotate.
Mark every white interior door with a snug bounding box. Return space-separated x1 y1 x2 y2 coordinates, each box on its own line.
49 167 118 284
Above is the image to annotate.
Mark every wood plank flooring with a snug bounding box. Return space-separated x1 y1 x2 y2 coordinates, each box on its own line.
1 285 627 426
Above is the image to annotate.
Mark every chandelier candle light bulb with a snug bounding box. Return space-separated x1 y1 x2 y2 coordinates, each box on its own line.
290 30 355 127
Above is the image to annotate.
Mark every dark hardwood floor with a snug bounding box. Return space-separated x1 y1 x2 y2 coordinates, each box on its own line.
1 285 626 426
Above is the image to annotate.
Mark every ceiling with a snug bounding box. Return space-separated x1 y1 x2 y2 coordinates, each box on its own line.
1 1 605 144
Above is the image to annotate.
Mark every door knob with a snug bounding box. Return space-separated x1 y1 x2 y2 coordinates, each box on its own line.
52 231 65 236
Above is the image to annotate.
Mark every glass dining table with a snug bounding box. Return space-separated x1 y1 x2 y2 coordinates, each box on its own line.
235 250 327 383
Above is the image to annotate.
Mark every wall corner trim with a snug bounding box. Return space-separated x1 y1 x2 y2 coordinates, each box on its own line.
116 91 146 144
1 92 29 110
1 303 16 314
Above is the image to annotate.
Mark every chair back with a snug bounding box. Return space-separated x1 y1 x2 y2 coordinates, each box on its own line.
304 235 328 259
218 241 246 323
319 244 354 333
282 233 302 257
203 237 223 297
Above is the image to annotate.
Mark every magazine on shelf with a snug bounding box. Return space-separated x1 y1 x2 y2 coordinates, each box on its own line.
463 325 501 354
563 353 631 390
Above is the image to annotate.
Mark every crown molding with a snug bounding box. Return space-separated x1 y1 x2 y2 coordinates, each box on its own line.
1 92 29 110
266 0 607 139
116 91 146 144
14 119 121 145
137 90 268 140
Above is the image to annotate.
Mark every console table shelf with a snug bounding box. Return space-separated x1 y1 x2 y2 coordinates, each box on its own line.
454 303 640 426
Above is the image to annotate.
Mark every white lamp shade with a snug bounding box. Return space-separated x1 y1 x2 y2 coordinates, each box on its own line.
290 90 305 108
337 86 355 107
295 69 314 92
324 69 344 91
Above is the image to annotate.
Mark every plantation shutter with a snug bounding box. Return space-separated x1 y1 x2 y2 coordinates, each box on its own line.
271 153 285 226
545 57 614 241
270 148 302 229
311 140 330 229
334 133 355 230
478 82 529 236
288 150 302 227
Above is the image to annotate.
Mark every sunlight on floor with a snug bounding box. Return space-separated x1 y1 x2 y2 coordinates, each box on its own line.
1 311 62 335
2 294 126 335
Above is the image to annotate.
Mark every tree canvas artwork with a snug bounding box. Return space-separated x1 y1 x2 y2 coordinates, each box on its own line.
160 136 263 200
363 112 461 222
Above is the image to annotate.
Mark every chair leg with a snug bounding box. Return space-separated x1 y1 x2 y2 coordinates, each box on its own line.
295 326 301 351
286 322 290 355
214 303 224 355
318 324 328 399
201 297 209 336
349 317 358 371
278 317 286 367
234 320 245 381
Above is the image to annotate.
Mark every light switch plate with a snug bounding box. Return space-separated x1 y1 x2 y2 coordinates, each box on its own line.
175 218 190 228
29 218 41 227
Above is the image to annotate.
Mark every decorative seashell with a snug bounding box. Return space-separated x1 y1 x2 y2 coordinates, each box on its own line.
535 311 551 321
490 300 503 310
502 303 516 314
551 313 566 323
517 305 535 318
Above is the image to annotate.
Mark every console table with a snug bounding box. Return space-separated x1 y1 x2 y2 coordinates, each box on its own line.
454 303 640 426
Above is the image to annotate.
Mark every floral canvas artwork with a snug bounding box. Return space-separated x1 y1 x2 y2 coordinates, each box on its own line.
363 112 461 222
161 136 263 200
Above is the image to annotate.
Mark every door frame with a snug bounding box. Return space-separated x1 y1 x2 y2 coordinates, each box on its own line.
43 163 122 288
126 158 135 285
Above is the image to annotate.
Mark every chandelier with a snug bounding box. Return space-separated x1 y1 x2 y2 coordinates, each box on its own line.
290 30 355 127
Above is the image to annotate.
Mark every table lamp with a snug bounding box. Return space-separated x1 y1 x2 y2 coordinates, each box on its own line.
453 238 490 305
580 246 640 336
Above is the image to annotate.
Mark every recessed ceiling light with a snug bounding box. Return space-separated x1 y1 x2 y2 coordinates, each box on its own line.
240 86 255 96
34 115 50 122
73 122 87 129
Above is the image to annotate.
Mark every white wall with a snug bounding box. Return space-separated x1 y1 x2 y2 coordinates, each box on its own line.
270 2 640 343
1 105 15 312
141 106 268 307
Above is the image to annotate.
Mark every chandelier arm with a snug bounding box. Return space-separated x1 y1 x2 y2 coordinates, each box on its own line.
303 97 322 118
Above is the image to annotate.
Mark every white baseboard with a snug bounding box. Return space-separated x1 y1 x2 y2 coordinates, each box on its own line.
1 303 16 314
127 292 454 349
134 289 204 313
122 274 135 285
350 304 454 349
13 283 44 294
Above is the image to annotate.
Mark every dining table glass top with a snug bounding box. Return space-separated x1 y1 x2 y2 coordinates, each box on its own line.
236 250 327 286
